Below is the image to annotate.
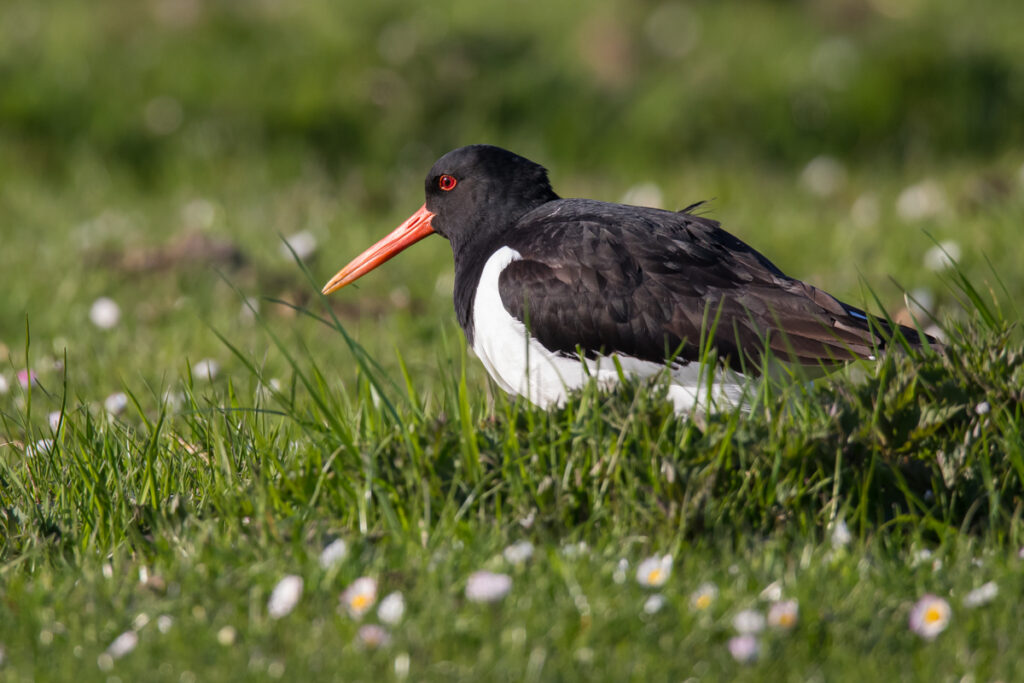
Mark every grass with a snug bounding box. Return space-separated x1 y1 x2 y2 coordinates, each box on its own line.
3 0 1024 680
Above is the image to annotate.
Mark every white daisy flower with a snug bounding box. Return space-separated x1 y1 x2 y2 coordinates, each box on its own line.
192 359 220 381
340 577 378 618
800 155 846 198
319 538 348 569
104 392 129 416
281 231 318 261
767 599 799 630
831 518 852 547
378 591 405 625
157 615 173 634
728 634 760 663
635 554 672 588
690 582 718 611
90 297 121 330
502 540 534 565
759 581 783 601
465 571 512 603
267 575 303 619
909 594 951 639
643 594 666 614
897 180 947 221
106 630 138 659
25 439 53 458
923 240 961 272
733 609 766 634
963 581 998 608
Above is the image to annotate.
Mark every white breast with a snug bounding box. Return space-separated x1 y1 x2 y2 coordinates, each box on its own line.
470 247 747 413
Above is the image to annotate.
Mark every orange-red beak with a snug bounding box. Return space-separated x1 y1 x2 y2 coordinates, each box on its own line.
321 204 435 295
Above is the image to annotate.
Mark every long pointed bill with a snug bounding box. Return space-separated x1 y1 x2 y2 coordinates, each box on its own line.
321 204 436 295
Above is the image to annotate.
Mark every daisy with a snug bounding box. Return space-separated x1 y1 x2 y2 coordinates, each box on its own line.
502 541 534 565
319 539 348 569
465 571 512 603
643 594 666 614
909 594 950 640
341 577 378 618
378 592 405 625
105 630 138 659
635 555 672 588
90 297 121 330
192 359 220 381
690 582 718 611
767 599 799 630
963 582 998 608
831 519 852 548
733 609 766 634
104 392 129 416
267 575 303 619
728 634 759 663
357 624 391 649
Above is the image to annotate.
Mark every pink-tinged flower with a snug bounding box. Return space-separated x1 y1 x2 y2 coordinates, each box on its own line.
267 575 303 619
635 554 672 588
17 369 38 388
767 599 799 630
465 571 512 603
728 634 760 663
909 594 950 639
105 630 138 659
356 624 391 649
340 577 378 618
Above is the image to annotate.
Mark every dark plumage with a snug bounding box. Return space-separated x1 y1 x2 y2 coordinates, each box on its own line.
323 144 936 409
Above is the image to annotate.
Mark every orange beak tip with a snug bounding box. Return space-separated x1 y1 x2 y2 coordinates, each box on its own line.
320 204 435 296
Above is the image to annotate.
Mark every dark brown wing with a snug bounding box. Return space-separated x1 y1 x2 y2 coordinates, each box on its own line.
498 199 926 372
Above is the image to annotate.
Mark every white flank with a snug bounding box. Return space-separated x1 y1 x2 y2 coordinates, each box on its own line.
472 247 746 412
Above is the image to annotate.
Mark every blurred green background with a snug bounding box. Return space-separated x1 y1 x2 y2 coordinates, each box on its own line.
2 0 1023 401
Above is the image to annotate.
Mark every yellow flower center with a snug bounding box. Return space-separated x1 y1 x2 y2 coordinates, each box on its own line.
647 569 663 585
351 594 371 611
695 594 712 610
924 606 943 624
778 612 796 627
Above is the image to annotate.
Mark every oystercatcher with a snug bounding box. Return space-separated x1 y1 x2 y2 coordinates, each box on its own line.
322 145 933 410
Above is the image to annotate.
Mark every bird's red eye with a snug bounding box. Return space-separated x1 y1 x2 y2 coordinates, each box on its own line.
438 174 457 191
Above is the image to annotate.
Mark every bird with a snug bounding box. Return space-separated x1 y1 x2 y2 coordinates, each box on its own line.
322 145 935 411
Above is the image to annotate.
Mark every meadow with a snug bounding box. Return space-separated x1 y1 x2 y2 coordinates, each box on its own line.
2 0 1024 680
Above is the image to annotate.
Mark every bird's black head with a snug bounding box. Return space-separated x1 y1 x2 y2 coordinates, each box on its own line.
424 145 559 252
319 145 558 298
